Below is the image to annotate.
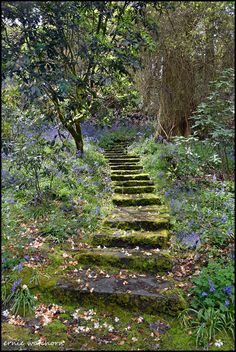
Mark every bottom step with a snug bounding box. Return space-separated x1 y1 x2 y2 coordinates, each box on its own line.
53 270 187 315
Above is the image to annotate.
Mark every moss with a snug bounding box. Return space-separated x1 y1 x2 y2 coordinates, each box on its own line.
111 173 150 181
113 180 154 187
75 252 120 267
114 185 155 194
2 323 33 351
105 218 169 231
75 250 172 273
48 251 65 266
92 228 170 248
112 193 162 206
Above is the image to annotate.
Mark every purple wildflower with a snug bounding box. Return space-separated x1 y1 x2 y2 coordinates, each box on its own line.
202 292 208 297
17 263 23 273
208 279 216 293
225 300 230 306
222 286 232 296
11 278 22 294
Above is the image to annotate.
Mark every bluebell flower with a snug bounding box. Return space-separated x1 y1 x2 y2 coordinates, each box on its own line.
208 279 216 293
222 286 232 296
220 215 227 223
158 172 164 177
94 206 100 215
202 292 208 297
11 278 22 294
188 220 195 227
17 263 23 273
225 300 230 306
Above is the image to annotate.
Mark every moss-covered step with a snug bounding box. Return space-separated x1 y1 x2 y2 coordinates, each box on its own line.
111 169 144 175
112 193 162 206
111 174 150 181
111 165 143 171
113 180 154 187
114 185 155 194
103 151 128 158
104 148 128 152
74 247 172 273
53 271 187 315
104 153 138 160
105 211 169 231
92 228 170 248
108 157 140 163
109 205 169 216
109 161 140 166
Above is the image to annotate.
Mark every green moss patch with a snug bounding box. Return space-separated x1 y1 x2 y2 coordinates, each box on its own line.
114 185 155 194
75 248 172 273
112 193 162 206
92 228 170 248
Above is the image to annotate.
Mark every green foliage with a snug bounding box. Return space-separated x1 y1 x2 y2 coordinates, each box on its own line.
10 285 36 317
191 69 235 177
191 261 234 313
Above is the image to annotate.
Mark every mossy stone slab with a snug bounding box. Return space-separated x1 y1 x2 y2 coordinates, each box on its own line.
111 174 150 181
109 161 140 166
92 228 170 248
111 171 144 176
112 193 162 206
53 272 187 315
105 215 169 231
75 247 172 273
108 158 140 163
113 180 154 187
111 165 143 171
114 185 155 194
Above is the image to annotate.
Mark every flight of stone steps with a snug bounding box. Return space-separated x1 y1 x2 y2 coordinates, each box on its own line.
54 139 186 315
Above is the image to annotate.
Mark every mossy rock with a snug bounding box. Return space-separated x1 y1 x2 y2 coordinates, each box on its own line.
111 173 150 181
92 228 170 248
75 248 172 273
113 180 154 187
114 185 155 194
112 193 162 206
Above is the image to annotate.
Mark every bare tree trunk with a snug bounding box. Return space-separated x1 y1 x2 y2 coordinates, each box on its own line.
156 50 195 140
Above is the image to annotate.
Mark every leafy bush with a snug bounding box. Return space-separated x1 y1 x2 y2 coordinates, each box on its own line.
191 68 234 178
179 261 234 347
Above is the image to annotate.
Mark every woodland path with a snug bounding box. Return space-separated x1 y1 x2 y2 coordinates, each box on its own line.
55 140 186 315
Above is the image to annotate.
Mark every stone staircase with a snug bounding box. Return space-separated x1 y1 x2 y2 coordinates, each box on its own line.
54 140 187 315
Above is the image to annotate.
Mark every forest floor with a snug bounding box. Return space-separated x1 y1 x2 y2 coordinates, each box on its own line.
2 128 234 351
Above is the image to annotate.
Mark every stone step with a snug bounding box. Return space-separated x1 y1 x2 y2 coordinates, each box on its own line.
114 185 155 194
113 180 154 187
109 205 169 216
109 160 140 166
92 228 170 249
104 148 128 152
111 165 143 171
74 247 172 273
105 209 169 231
111 174 150 181
108 158 140 163
53 270 187 315
105 154 138 158
104 153 128 157
113 193 162 206
111 170 143 175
